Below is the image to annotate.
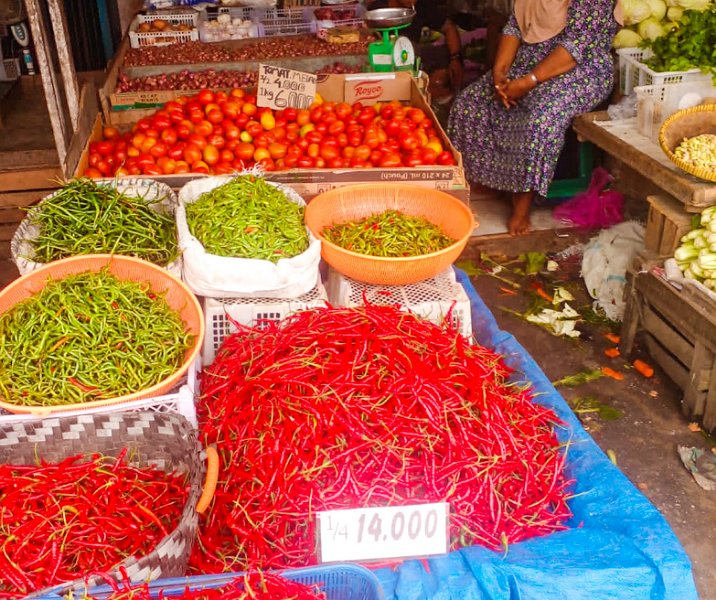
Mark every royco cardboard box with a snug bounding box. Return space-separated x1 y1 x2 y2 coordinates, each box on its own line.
81 72 468 202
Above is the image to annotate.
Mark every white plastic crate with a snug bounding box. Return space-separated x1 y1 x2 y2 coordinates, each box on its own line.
129 12 199 48
0 359 199 427
253 7 315 37
199 7 260 42
201 280 329 364
325 267 473 339
0 58 20 82
617 48 710 96
636 80 716 142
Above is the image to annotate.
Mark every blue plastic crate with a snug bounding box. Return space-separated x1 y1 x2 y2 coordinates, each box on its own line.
36 564 382 600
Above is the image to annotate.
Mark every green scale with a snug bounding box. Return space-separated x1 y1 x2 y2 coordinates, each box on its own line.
364 8 417 73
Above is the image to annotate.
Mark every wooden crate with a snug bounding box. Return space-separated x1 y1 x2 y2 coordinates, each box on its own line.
644 194 695 257
620 266 716 431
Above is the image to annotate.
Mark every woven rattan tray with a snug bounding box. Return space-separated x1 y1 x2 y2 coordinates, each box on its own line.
0 411 203 598
659 103 716 182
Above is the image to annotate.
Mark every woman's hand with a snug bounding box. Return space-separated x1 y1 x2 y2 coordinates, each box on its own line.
495 75 537 109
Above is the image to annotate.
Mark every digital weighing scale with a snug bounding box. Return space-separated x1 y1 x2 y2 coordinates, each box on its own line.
364 8 416 73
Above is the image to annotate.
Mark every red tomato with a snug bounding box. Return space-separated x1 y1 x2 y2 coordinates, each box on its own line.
268 142 287 159
187 134 207 150
283 107 298 122
400 134 420 152
214 161 235 175
404 151 423 167
236 143 255 161
161 128 178 146
407 108 426 124
245 120 263 138
207 109 224 125
224 124 241 140
195 120 213 137
88 152 101 168
84 167 102 178
94 140 115 156
203 144 220 166
305 131 323 145
142 164 163 176
335 102 352 121
184 143 203 165
220 149 235 163
230 88 246 99
420 147 438 165
156 157 176 174
257 157 275 171
437 151 455 166
103 126 120 140
297 156 314 168
235 113 250 129
296 109 311 127
314 157 326 169
328 120 346 136
197 90 215 106
309 106 324 123
232 158 250 171
307 143 320 159
215 91 228 103
242 103 258 117
176 121 193 139
191 160 210 174
379 152 402 168
168 142 186 161
357 107 376 126
135 118 152 132
207 133 226 150
144 128 160 139
174 161 191 174
320 145 339 162
284 154 299 168
152 115 171 131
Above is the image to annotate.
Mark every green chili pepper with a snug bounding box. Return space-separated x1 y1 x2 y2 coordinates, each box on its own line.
185 175 309 263
323 209 456 257
26 178 179 267
0 268 193 406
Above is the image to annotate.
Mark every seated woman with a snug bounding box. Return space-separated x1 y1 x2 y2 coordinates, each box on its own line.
448 0 621 235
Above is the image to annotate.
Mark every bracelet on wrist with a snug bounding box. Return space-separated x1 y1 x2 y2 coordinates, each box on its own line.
527 72 539 86
450 52 463 63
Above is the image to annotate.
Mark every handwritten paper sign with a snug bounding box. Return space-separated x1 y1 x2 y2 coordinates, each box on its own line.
257 64 317 110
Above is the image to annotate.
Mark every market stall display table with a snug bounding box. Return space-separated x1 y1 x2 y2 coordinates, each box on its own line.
572 111 716 211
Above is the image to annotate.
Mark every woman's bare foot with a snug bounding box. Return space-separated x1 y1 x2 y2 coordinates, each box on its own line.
508 192 535 236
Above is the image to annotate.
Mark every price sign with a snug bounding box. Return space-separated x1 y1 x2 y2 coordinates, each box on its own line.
257 64 317 110
318 502 449 563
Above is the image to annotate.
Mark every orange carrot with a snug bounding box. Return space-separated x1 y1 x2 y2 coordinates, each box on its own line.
601 367 625 381
535 287 553 303
499 286 518 296
604 347 621 359
633 359 654 378
604 333 620 344
197 445 219 515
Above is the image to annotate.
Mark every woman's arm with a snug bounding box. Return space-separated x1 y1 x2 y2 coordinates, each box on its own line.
493 33 520 86
502 45 576 102
441 18 464 90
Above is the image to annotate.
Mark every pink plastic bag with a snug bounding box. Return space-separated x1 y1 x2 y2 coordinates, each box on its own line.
552 168 624 230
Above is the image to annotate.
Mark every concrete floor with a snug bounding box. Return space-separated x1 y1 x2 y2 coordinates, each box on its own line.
0 195 714 598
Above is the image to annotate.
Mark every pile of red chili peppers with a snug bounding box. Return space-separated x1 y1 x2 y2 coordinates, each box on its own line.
67 571 324 599
0 452 188 597
192 304 573 573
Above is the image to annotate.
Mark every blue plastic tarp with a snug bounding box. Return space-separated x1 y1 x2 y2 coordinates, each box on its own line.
372 269 697 600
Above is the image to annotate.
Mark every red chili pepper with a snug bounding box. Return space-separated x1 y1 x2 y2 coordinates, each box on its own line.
191 303 572 574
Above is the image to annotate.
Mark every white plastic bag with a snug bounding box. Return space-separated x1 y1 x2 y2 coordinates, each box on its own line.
581 221 645 321
177 175 321 298
11 178 182 278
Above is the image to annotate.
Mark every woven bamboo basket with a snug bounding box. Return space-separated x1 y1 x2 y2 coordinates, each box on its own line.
304 184 476 286
0 254 204 415
0 411 203 598
10 178 182 277
659 103 716 183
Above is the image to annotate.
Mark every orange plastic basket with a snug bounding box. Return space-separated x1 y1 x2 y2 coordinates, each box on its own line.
0 254 204 415
305 184 476 285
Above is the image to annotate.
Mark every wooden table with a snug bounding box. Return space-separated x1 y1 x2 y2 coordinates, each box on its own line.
573 111 716 212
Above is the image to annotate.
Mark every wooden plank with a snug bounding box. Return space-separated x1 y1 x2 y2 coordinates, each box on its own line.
683 342 713 417
573 112 716 210
644 205 664 255
0 223 19 242
642 304 693 367
0 189 57 208
63 81 99 178
0 168 63 192
619 271 640 357
25 0 70 166
0 208 29 224
633 272 716 351
645 334 690 394
703 359 716 432
47 0 80 129
0 149 59 169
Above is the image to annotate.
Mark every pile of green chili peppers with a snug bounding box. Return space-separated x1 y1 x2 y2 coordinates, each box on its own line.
322 209 456 257
0 269 194 406
185 175 309 263
29 178 179 267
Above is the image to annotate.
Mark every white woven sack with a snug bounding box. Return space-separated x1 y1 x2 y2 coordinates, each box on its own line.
177 175 321 299
11 178 183 278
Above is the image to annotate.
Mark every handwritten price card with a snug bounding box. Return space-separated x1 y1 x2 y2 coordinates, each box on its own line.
257 64 317 110
318 502 449 563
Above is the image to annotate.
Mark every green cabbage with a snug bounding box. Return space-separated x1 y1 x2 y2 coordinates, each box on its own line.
645 0 668 20
637 17 666 39
621 0 652 24
675 0 712 9
613 28 643 47
666 6 684 19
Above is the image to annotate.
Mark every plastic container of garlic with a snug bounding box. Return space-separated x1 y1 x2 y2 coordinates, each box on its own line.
199 13 261 42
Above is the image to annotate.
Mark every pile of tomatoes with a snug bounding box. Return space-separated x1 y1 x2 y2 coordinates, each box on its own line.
83 88 456 178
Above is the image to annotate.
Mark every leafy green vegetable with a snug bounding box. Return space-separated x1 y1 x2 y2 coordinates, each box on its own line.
552 369 605 387
644 8 716 80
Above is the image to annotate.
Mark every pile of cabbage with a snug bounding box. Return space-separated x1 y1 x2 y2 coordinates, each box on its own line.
613 0 714 47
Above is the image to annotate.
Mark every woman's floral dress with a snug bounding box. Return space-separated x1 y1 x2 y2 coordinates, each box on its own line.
448 0 618 196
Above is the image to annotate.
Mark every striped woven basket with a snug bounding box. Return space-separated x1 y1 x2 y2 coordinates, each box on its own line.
659 103 716 183
0 411 204 598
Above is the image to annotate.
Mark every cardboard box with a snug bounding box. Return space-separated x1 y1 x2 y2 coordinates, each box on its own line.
81 72 467 200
